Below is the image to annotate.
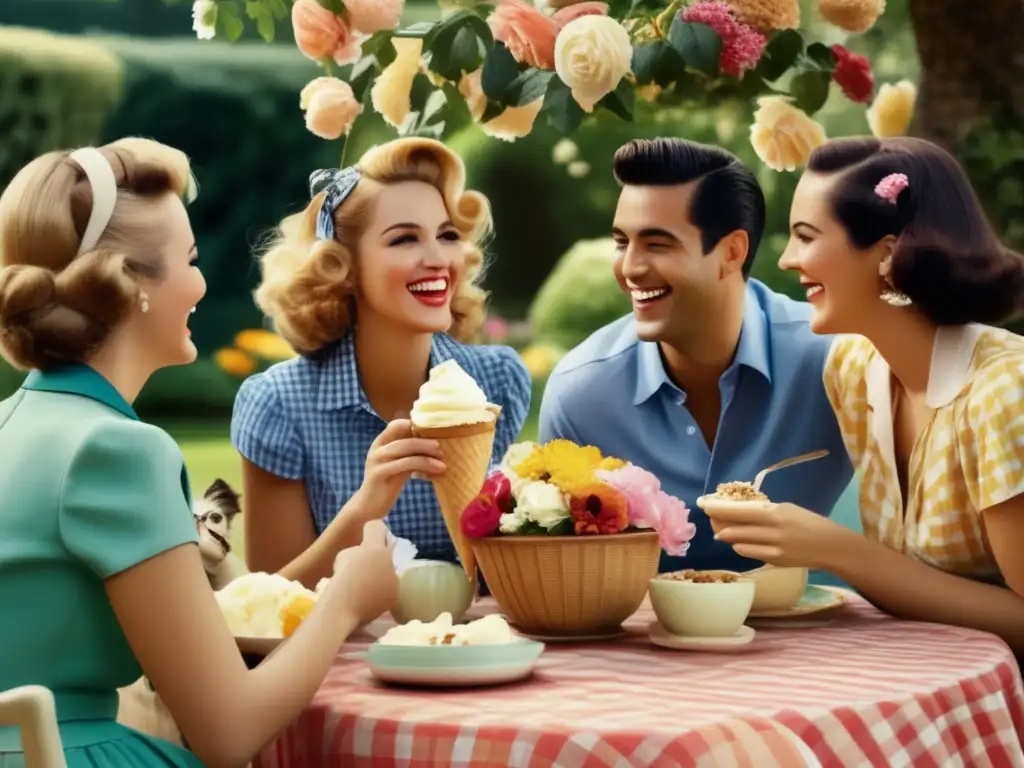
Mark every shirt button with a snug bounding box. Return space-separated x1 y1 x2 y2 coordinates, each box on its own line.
686 426 696 436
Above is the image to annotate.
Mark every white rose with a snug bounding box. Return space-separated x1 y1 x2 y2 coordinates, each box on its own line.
517 481 571 530
499 507 528 534
554 15 633 113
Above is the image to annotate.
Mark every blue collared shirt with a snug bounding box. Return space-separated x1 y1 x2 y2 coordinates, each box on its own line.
539 279 853 573
231 333 532 561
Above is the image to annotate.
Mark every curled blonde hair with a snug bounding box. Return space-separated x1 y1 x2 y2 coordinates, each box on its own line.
255 137 492 354
0 138 193 370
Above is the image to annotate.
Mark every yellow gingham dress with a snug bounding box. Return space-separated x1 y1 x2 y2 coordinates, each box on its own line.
824 324 1024 581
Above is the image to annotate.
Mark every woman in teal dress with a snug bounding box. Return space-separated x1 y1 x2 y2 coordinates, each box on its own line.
0 139 400 768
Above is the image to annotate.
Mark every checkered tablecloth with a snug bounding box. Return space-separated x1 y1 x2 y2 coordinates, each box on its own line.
254 592 1024 767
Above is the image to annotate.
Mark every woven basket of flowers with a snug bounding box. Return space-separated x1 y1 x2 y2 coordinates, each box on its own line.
462 440 696 638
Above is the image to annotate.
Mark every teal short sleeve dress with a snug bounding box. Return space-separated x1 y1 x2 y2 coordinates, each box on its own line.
0 365 206 767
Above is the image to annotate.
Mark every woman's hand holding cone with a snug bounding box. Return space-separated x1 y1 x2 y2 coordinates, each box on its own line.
357 418 446 519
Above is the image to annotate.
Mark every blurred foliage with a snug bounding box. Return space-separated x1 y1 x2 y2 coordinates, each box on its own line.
0 26 124 189
529 238 631 351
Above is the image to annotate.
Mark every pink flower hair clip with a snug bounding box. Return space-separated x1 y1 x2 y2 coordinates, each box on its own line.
875 173 909 204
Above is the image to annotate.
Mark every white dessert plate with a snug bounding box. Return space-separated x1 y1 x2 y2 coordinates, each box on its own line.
648 622 756 652
235 635 283 656
359 638 545 688
747 585 847 619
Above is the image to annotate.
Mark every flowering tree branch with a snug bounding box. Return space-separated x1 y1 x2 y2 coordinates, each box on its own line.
184 0 916 171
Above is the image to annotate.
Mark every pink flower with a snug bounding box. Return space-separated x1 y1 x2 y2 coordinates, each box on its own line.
552 1 608 25
596 465 662 530
485 315 509 342
291 0 361 65
654 492 696 556
489 0 559 69
343 0 404 34
461 472 512 538
680 1 765 78
874 173 909 203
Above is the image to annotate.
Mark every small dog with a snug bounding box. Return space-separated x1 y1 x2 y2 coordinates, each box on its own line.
194 478 247 591
118 478 246 746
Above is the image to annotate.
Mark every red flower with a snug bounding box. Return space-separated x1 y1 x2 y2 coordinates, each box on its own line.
460 472 512 539
831 45 874 104
568 483 628 535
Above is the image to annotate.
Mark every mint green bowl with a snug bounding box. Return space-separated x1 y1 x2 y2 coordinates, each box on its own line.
366 638 544 669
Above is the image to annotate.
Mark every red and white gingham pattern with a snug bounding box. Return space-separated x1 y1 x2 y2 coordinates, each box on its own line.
255 592 1024 767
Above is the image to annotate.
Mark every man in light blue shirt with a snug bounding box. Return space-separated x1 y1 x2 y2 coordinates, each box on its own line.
539 138 853 574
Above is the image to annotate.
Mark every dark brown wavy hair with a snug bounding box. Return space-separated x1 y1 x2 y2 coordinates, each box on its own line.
807 136 1024 325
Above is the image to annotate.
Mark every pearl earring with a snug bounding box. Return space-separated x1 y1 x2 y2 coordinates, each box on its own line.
880 289 912 307
190 307 196 315
140 292 150 313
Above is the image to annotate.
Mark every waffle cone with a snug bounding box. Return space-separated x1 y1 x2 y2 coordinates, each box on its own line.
413 416 498 587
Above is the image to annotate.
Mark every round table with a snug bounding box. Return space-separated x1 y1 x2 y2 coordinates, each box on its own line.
255 592 1024 767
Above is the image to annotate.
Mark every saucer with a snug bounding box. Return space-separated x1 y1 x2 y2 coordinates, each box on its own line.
747 585 847 619
648 622 756 652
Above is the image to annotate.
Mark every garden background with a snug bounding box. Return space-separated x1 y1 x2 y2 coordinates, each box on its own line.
1 0 1021 538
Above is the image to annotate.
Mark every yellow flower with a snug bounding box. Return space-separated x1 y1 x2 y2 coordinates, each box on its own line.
817 0 884 34
481 99 544 142
598 456 627 471
518 343 564 379
749 96 826 172
867 80 916 138
234 329 296 360
215 348 257 377
371 37 423 129
727 0 799 31
513 439 624 493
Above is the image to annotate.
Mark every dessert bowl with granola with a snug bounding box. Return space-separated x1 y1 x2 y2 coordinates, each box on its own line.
647 569 755 637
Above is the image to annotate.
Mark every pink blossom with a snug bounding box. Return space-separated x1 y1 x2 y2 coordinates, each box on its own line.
874 173 909 203
596 465 662 530
552 1 608 25
680 1 766 78
654 492 697 556
485 315 509 342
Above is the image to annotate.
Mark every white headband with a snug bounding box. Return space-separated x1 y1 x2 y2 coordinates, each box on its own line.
68 147 118 257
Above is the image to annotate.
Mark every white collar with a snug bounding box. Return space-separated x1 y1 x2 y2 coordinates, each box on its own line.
866 323 984 414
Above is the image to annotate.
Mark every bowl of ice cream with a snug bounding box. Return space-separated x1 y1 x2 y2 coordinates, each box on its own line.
743 564 809 612
648 569 755 637
696 481 773 535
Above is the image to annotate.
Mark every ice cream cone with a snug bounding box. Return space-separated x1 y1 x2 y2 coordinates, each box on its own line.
413 413 499 588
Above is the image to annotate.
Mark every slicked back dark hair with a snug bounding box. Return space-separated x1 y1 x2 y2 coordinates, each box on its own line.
808 136 1024 325
612 138 766 278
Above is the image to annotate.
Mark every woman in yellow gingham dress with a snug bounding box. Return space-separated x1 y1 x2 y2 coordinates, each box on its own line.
710 136 1024 654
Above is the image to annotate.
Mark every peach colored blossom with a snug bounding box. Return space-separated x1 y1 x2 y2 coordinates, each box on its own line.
749 96 825 171
552 1 608 25
459 69 487 120
371 38 422 129
291 0 361 65
481 99 544 141
300 77 362 139
489 0 560 69
344 0 404 34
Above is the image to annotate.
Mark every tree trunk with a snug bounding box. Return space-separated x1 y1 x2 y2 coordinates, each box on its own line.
908 0 1024 149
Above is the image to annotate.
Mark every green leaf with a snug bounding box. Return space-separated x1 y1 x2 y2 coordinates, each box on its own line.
548 518 575 537
425 10 493 81
425 9 493 51
757 29 803 82
420 88 449 125
541 77 585 135
362 31 397 68
481 44 521 101
632 39 684 87
480 100 505 122
667 19 721 78
789 70 831 114
215 1 245 42
314 0 344 14
599 79 635 121
264 0 288 18
505 69 554 107
804 42 836 72
245 0 276 42
470 3 496 19
348 56 377 102
440 82 475 135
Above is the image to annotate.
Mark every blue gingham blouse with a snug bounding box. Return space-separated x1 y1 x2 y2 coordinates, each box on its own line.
230 332 532 562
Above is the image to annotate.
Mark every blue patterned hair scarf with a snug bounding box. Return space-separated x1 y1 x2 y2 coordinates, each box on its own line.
309 166 361 242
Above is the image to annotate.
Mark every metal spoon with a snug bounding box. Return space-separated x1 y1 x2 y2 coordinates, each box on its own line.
752 449 830 493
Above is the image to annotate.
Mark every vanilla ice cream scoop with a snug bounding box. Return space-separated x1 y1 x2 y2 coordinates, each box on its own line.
215 571 314 638
410 359 499 429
